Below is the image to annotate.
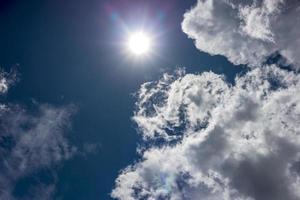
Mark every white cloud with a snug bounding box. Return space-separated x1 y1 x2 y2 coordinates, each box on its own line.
112 1 300 199
181 0 300 68
112 65 300 200
0 69 17 94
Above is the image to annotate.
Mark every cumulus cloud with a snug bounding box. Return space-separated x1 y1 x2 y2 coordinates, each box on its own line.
181 0 300 68
113 1 300 199
0 71 76 199
112 65 300 200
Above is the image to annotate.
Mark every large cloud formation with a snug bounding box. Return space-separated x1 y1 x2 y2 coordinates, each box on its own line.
112 66 300 200
112 1 300 199
0 71 76 200
182 0 300 68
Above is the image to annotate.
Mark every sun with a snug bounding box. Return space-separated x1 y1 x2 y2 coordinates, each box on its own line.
127 32 151 55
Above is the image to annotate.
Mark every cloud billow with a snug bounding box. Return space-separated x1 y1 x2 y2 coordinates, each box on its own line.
111 1 300 199
112 65 300 200
181 0 300 69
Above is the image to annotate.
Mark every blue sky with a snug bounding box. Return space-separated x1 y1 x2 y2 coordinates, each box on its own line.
1 0 300 200
0 1 241 199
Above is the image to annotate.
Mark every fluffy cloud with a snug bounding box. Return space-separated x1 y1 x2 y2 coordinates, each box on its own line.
181 0 300 68
0 71 76 199
112 1 300 199
112 65 300 200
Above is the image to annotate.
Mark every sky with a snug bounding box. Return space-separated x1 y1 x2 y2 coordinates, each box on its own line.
0 0 300 200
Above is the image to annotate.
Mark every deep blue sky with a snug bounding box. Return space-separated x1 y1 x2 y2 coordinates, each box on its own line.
0 0 244 199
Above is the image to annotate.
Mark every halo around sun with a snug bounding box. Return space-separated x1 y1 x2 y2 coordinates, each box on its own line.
127 32 151 56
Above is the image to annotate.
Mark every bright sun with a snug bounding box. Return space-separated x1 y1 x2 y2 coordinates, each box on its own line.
127 32 151 55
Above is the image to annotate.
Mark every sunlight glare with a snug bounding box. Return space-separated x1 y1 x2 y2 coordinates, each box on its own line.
127 32 151 55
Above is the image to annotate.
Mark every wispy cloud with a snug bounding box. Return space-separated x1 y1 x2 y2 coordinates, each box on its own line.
0 71 76 199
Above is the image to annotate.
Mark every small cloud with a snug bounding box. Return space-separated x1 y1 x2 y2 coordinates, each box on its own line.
82 143 102 155
0 67 18 94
